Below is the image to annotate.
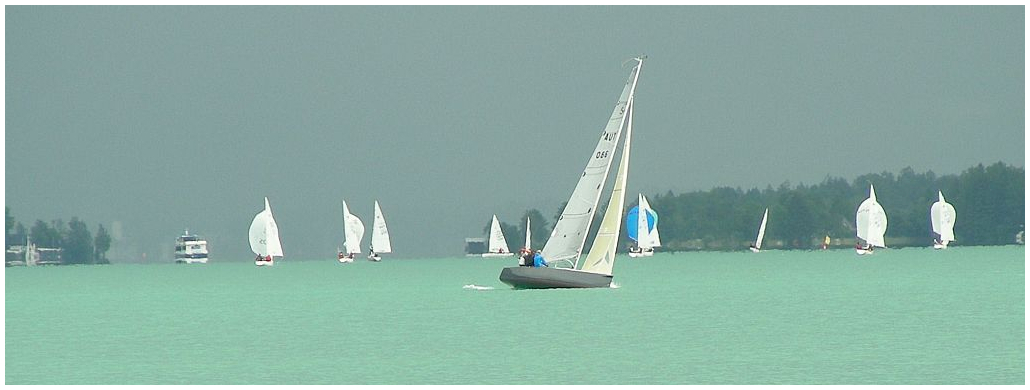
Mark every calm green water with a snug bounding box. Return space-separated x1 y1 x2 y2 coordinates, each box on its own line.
5 246 1024 384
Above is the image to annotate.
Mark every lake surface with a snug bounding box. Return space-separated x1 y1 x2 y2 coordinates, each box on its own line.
5 246 1024 384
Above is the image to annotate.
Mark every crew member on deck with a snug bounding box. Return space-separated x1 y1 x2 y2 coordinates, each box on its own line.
533 251 548 267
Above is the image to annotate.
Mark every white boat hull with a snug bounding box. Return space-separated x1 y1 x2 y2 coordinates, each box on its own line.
338 256 354 263
628 250 654 258
255 260 274 266
481 252 515 258
856 249 872 255
748 247 760 253
368 255 382 262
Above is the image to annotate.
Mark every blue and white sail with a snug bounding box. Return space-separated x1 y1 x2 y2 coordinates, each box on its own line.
626 194 660 250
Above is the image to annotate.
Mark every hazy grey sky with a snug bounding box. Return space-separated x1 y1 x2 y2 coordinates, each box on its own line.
6 6 1024 261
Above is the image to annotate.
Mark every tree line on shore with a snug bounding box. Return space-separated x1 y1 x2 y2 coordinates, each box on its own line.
5 208 112 264
484 162 1024 252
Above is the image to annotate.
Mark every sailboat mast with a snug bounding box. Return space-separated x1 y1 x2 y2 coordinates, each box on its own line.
572 58 644 267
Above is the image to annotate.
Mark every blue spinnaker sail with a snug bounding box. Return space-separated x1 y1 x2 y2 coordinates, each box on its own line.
625 206 657 241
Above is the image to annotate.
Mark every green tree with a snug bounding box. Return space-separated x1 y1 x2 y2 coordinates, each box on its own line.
518 209 549 250
30 220 61 248
93 224 112 264
62 218 93 264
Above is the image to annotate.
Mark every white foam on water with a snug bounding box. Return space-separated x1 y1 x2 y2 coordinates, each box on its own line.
609 281 621 289
462 284 495 291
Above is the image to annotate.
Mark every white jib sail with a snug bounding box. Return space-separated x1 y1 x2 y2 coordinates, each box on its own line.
755 208 769 249
487 215 510 253
581 96 634 275
640 194 661 247
856 185 887 248
930 190 956 243
542 59 643 265
342 200 365 255
371 200 392 253
635 193 652 249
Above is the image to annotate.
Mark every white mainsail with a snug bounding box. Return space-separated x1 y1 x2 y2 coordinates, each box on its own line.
524 217 531 250
487 215 510 253
755 208 769 250
856 185 888 248
581 96 634 275
342 200 365 255
371 200 392 254
249 197 283 257
541 58 643 266
930 190 956 245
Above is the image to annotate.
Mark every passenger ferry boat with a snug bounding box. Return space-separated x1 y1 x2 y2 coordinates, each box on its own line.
174 230 209 264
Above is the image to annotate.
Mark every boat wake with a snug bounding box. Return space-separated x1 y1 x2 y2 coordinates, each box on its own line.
609 282 621 289
463 284 495 291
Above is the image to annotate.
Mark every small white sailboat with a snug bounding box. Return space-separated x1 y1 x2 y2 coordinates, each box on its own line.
249 197 284 266
368 200 392 261
749 208 769 253
930 190 956 249
500 56 644 289
338 200 365 263
482 215 514 257
855 185 887 255
628 193 660 257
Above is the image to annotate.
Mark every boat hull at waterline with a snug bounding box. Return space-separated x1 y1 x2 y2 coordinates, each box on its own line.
255 259 274 266
499 267 613 289
628 248 654 258
482 252 515 258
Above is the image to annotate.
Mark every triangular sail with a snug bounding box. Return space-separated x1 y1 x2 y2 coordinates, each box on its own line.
930 190 956 243
581 97 634 275
371 200 392 253
342 200 365 255
487 215 510 253
856 185 887 248
638 193 661 248
755 208 768 249
264 198 283 257
542 59 643 265
250 197 283 257
524 217 531 250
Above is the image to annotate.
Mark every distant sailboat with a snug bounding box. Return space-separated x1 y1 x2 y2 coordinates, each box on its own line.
368 200 392 261
482 215 514 257
855 185 887 255
749 208 769 253
250 197 284 266
499 56 644 289
338 200 365 263
627 193 660 257
930 190 956 249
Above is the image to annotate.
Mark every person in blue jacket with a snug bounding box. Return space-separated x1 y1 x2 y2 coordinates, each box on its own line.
533 251 548 267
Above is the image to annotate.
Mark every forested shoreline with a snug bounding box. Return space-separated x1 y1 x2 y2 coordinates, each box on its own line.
486 162 1024 252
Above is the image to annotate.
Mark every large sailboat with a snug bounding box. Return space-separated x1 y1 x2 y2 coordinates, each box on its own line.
748 208 769 253
482 215 514 257
338 200 365 263
250 197 284 266
855 185 887 255
930 190 956 249
627 193 660 257
499 56 644 289
368 200 392 261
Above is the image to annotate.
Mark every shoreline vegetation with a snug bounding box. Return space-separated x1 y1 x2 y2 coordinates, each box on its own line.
7 162 1024 265
487 162 1024 253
